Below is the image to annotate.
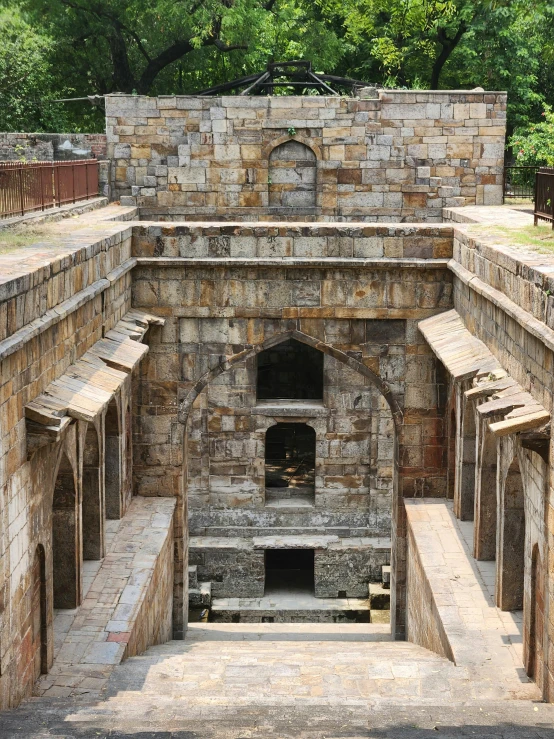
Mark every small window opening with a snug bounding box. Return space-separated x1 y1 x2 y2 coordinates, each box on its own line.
257 339 323 400
265 423 315 506
265 549 314 595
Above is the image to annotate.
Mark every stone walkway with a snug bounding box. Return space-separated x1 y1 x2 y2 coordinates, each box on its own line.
405 499 537 701
35 497 175 700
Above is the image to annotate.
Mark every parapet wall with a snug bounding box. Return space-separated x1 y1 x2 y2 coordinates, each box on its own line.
106 89 506 222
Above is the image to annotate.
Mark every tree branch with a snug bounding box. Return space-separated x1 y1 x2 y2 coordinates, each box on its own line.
430 22 468 89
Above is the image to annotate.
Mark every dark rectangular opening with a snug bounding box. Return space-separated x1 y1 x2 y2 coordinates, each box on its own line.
264 549 314 594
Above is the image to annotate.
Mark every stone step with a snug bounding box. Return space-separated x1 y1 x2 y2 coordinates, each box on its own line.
188 565 198 590
194 526 382 537
369 582 390 610
189 581 212 608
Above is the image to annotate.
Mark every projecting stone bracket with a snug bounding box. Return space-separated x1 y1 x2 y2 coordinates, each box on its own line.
419 309 550 437
24 309 164 455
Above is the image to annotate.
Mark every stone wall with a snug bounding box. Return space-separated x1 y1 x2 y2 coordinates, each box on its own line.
0 219 135 709
0 133 107 162
131 221 453 629
105 90 506 221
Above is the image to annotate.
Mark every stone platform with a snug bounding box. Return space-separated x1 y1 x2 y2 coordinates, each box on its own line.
210 591 372 623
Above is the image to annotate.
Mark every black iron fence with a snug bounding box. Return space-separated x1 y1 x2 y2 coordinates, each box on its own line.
0 159 99 219
534 168 554 227
503 166 540 201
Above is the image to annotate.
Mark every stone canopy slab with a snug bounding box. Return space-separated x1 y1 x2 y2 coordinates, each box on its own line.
419 309 550 436
25 309 164 446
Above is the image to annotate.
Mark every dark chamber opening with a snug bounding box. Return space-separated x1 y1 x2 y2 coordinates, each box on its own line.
257 339 323 400
265 423 315 496
265 549 314 594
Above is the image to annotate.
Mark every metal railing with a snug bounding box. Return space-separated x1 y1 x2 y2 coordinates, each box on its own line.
0 159 99 219
503 165 539 201
534 168 554 227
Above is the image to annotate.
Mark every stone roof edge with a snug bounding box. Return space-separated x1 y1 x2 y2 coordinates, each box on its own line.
449 258 554 355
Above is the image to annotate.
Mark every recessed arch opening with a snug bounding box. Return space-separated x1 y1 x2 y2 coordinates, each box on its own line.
52 451 79 609
268 140 317 209
497 453 525 611
105 400 122 520
265 423 316 507
257 338 323 401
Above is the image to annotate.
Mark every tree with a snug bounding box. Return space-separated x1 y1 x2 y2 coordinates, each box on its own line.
0 6 69 131
28 0 344 96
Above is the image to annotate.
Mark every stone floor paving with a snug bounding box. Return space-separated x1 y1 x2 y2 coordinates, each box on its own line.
1 623 554 738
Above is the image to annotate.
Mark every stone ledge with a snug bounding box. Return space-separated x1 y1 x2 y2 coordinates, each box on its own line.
136 256 451 269
191 535 390 551
0 259 136 363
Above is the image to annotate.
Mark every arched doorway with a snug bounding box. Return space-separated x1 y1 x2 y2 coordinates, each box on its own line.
82 423 103 560
31 544 47 677
52 451 79 609
268 141 317 208
496 453 525 611
265 423 316 506
105 400 122 519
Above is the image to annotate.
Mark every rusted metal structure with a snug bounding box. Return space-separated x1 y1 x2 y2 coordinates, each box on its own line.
503 165 539 201
194 60 371 96
0 159 98 219
534 167 554 227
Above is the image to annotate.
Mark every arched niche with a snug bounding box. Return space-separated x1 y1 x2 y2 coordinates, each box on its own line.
52 451 79 609
268 140 316 208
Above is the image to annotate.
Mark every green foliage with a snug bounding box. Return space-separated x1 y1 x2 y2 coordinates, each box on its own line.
0 6 68 131
509 106 554 167
0 0 551 136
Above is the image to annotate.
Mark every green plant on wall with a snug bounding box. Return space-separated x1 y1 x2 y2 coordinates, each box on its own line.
287 127 296 137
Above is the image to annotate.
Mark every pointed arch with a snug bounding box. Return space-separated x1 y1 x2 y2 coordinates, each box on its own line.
52 450 79 609
496 450 525 611
178 330 402 428
105 398 122 519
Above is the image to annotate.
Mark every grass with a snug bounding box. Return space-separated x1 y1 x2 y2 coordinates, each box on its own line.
0 225 55 254
465 222 554 255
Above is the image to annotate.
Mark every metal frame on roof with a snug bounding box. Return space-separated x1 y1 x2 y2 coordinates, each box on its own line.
194 60 372 96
